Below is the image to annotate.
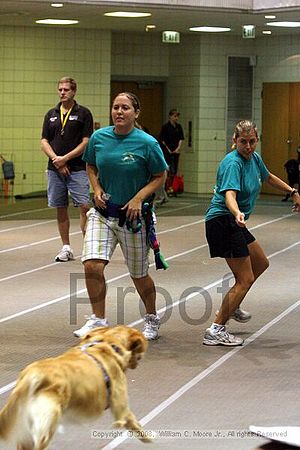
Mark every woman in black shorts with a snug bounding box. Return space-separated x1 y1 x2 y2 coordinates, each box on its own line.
203 120 300 347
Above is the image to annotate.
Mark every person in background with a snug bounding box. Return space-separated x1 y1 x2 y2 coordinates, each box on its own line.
135 121 168 207
94 121 101 130
203 120 300 347
135 121 150 134
41 77 93 262
282 150 299 201
159 108 184 177
154 178 169 207
74 92 168 341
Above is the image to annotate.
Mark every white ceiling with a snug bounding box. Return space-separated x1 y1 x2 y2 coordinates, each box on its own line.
1 1 300 37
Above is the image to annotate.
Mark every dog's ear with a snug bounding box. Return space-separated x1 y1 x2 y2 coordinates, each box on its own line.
80 326 110 342
127 331 147 369
129 331 148 354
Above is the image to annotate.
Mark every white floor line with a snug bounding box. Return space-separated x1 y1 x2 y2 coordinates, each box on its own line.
0 230 81 254
0 214 201 254
0 241 299 398
0 204 195 220
157 203 198 214
0 244 208 322
0 201 196 234
129 240 300 329
0 197 288 221
0 260 73 283
0 219 56 233
0 267 136 325
249 213 293 230
0 381 16 396
0 207 49 219
0 243 208 284
102 298 300 450
159 218 204 234
0 210 294 258
0 232 206 284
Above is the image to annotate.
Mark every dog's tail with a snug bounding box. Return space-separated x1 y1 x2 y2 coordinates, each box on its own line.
0 370 62 448
25 389 62 449
0 371 41 440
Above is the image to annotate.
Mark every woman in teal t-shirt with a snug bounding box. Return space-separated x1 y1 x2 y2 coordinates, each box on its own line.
74 92 168 341
203 120 300 347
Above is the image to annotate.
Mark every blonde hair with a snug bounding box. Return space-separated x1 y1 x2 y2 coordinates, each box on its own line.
58 77 77 91
231 120 258 149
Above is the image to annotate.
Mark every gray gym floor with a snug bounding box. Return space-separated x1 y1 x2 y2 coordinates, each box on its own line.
0 194 299 450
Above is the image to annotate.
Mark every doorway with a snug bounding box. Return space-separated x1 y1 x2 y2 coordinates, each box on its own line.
262 82 300 194
111 81 164 138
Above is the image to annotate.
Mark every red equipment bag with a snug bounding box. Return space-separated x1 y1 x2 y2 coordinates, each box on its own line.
172 175 184 194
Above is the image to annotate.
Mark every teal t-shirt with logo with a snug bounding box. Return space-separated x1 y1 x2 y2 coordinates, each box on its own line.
83 126 168 205
205 150 269 221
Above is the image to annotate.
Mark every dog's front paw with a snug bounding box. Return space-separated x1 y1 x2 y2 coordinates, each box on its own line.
113 420 126 429
128 429 154 443
139 433 153 443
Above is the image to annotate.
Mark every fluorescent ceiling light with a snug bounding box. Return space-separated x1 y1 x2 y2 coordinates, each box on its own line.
104 11 151 18
262 30 272 34
36 19 78 25
265 15 276 19
51 3 64 7
266 21 300 27
189 26 231 32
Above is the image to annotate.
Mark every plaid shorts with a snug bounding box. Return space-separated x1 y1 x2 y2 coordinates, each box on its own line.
82 208 150 278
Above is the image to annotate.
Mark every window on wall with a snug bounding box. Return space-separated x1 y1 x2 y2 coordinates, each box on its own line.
227 56 253 151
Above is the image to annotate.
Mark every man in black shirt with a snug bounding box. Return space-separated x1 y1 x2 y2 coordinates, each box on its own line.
159 108 184 176
41 77 93 261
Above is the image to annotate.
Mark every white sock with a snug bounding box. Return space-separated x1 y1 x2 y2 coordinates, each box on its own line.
62 244 71 250
92 315 107 323
210 323 224 333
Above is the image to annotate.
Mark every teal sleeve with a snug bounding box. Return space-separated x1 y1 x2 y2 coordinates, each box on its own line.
255 153 270 181
83 133 96 165
218 162 242 194
147 140 169 174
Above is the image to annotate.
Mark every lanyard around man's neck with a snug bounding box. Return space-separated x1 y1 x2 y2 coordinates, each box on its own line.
60 104 73 136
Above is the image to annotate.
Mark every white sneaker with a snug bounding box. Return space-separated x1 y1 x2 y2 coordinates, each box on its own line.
231 307 251 323
73 314 108 338
203 326 243 346
143 314 160 340
216 307 251 323
55 246 74 262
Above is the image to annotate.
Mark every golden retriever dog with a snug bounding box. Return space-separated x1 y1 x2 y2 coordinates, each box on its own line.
0 326 150 450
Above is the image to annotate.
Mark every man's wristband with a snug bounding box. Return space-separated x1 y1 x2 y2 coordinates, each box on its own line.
290 189 298 197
